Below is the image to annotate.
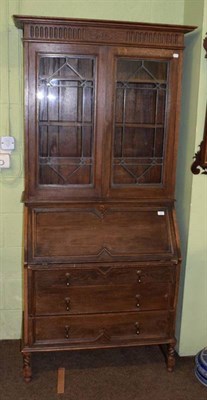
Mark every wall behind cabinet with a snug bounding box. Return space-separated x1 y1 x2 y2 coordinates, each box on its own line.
0 0 206 356
176 0 207 356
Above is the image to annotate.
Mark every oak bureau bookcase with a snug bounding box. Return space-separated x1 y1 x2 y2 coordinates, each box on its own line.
13 15 196 382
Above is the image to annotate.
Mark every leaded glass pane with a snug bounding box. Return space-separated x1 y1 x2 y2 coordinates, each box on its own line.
112 59 168 186
37 56 95 185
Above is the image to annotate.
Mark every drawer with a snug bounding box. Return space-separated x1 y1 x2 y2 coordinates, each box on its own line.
33 283 174 315
30 264 175 289
32 311 173 346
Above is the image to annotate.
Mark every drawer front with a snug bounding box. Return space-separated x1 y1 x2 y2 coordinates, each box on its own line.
31 264 175 288
32 311 173 346
34 284 174 315
30 265 176 315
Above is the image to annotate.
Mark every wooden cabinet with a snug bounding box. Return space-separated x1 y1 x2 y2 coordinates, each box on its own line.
14 15 196 382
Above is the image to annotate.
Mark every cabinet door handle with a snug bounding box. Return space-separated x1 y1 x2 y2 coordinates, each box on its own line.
135 322 140 335
65 325 70 339
65 297 70 311
65 273 71 286
136 270 141 283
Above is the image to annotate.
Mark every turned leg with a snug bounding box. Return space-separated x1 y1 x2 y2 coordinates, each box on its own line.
23 352 32 382
167 343 175 372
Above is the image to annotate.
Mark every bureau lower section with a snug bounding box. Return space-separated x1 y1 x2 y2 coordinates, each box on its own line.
23 263 179 354
22 205 180 378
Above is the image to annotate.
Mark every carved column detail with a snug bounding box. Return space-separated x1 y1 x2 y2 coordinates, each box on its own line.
126 31 181 46
30 24 85 40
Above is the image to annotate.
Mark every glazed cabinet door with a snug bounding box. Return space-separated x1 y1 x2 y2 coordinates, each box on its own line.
103 47 182 199
25 43 106 201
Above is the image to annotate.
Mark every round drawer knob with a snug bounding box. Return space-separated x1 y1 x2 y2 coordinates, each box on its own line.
136 270 141 283
65 273 71 286
135 294 140 308
65 297 70 311
65 325 70 339
135 322 140 335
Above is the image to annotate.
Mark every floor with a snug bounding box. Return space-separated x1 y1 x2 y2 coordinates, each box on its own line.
0 341 206 400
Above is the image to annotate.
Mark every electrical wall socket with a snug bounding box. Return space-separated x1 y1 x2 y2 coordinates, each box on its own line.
0 136 15 151
0 153 10 168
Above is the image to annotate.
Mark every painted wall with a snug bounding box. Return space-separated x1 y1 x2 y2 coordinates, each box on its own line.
0 0 206 355
0 0 24 339
176 0 207 356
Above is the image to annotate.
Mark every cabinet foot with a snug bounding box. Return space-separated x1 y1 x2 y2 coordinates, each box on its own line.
167 344 175 372
23 352 32 382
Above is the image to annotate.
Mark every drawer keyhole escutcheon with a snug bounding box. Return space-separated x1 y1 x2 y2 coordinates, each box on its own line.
65 273 71 286
65 325 70 339
136 270 141 283
65 297 70 311
135 322 140 335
